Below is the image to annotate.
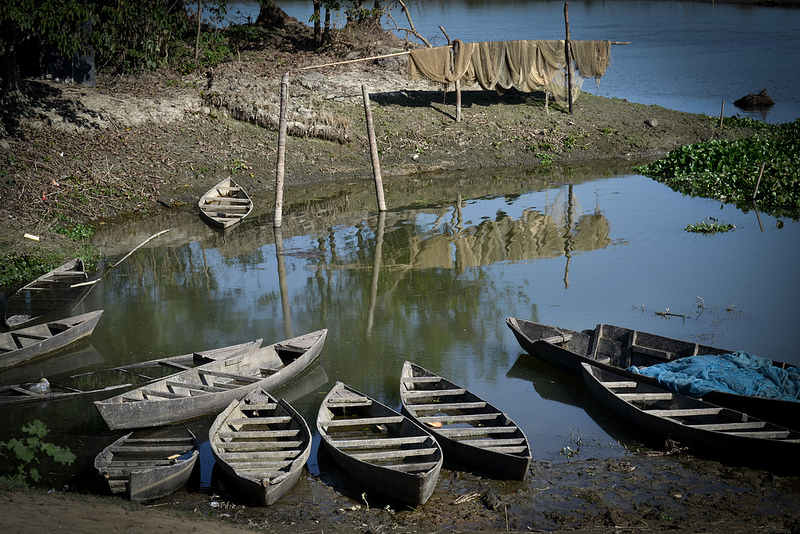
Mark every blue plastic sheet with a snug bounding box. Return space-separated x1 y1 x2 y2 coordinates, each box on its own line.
628 351 800 401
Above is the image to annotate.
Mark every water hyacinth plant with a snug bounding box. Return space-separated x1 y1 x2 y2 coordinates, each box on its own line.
637 119 800 218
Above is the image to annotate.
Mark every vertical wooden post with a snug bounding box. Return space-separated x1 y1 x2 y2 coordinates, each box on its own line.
455 79 462 122
274 72 289 228
719 100 725 128
362 85 387 212
564 3 574 115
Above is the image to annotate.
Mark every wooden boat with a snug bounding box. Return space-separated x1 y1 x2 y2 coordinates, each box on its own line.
198 177 253 229
317 381 442 506
4 258 97 328
0 310 103 371
94 429 199 502
506 317 800 430
0 339 262 408
581 362 800 465
209 388 312 505
400 361 531 480
95 330 327 430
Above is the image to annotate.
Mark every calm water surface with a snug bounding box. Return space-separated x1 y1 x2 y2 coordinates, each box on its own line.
2 166 799 490
227 0 800 123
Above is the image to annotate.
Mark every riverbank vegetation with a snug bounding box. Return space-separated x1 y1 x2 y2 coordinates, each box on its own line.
637 118 800 218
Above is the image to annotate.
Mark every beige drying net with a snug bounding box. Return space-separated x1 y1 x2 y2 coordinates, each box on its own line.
408 39 612 107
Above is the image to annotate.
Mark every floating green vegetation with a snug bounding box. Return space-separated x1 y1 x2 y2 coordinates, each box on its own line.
685 218 735 234
637 119 800 218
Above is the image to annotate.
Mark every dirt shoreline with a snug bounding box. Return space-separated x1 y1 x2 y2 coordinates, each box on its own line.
2 19 798 534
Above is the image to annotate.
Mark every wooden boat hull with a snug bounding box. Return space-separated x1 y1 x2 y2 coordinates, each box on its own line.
210 389 311 505
94 330 327 430
0 339 262 408
0 310 103 371
94 430 199 502
581 362 800 464
506 317 800 430
198 177 253 229
317 382 442 506
5 258 96 328
400 361 531 480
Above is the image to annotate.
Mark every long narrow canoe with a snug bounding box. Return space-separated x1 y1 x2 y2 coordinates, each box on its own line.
94 429 199 502
95 330 327 430
581 362 800 465
400 361 531 480
0 339 262 408
198 177 253 229
317 381 442 506
4 258 97 328
506 317 799 430
0 310 103 371
210 388 311 505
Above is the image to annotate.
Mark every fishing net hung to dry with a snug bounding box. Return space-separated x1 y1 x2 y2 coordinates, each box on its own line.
408 39 612 108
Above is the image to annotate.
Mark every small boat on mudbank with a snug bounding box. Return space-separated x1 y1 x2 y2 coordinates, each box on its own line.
317 381 442 505
210 388 311 505
400 361 531 480
198 177 253 229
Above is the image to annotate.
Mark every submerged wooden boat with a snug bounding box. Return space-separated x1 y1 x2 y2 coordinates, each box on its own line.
210 388 312 505
198 177 253 229
4 258 97 328
400 361 531 480
95 330 327 430
0 339 262 408
0 310 103 371
506 317 799 430
317 381 442 506
94 429 199 502
581 362 800 464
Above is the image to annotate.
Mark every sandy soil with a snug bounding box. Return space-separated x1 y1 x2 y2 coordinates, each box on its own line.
1 15 796 534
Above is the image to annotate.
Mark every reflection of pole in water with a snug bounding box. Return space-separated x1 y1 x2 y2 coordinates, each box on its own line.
367 211 386 335
273 226 292 339
563 184 576 289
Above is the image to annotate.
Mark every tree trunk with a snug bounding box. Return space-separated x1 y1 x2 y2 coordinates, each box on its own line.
313 0 321 47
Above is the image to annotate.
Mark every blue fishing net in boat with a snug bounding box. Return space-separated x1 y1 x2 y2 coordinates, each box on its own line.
628 351 800 401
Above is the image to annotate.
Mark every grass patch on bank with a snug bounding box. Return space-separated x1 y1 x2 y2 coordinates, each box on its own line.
637 118 800 218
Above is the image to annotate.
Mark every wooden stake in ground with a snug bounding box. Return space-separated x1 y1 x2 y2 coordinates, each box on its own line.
362 85 387 212
564 3 574 115
274 73 289 228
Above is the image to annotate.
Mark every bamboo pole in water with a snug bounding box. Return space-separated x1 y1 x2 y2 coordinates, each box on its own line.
274 73 289 228
362 85 387 212
564 3 574 115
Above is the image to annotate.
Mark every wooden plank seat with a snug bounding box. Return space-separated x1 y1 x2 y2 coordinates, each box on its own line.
240 402 279 411
459 437 527 447
216 440 302 452
416 413 502 424
165 381 224 394
103 459 184 467
328 436 430 450
631 345 680 361
483 445 529 454
604 381 638 389
198 369 260 383
320 416 405 428
203 197 250 204
217 450 299 461
435 426 519 438
542 333 574 344
326 396 373 407
226 416 292 426
349 447 439 461
109 445 193 454
142 388 185 399
688 421 767 431
645 408 722 417
402 376 442 384
125 437 195 444
618 392 675 402
402 389 467 399
385 461 441 473
260 368 280 375
407 401 487 411
230 461 292 469
8 386 39 396
217 429 299 440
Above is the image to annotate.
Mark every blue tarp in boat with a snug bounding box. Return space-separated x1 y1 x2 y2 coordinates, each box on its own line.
629 351 800 402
